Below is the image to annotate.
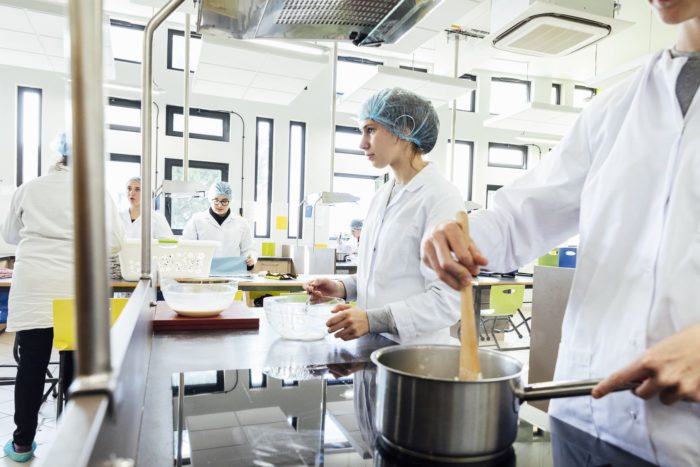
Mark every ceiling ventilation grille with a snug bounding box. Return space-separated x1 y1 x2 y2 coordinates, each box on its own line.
277 0 399 27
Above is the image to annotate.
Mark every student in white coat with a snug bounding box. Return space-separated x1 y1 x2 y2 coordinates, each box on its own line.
181 181 257 266
305 88 463 344
336 219 362 256
422 1 700 464
118 176 173 239
1 133 124 463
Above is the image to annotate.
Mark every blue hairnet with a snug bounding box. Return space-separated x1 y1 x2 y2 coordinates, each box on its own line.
208 181 233 200
350 219 363 230
50 131 70 157
359 87 439 154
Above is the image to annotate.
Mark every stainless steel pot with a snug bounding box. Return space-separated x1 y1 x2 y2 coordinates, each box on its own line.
370 345 635 462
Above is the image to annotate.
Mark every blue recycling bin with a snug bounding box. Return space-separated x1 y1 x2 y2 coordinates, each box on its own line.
558 247 577 268
0 289 8 324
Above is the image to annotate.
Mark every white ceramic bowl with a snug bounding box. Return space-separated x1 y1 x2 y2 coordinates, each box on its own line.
263 295 344 341
162 280 238 317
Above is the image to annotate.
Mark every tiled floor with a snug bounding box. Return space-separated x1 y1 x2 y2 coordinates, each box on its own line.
0 331 59 466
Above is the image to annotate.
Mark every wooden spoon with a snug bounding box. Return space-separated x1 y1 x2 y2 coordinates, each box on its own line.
457 211 482 381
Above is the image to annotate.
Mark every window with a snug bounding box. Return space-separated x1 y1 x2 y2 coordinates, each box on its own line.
164 159 229 235
490 77 530 115
448 140 474 201
254 118 273 238
167 29 203 72
399 65 428 73
486 184 503 209
107 97 140 132
16 86 42 186
107 154 140 209
454 74 477 112
573 85 597 108
109 19 145 63
287 122 306 239
330 126 385 238
248 370 267 389
488 143 528 169
336 56 383 96
551 83 561 105
165 105 230 142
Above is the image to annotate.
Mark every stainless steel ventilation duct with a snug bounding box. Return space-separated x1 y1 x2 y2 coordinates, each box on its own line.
197 0 442 46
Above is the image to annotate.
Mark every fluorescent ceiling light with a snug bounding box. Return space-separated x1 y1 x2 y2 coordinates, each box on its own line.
515 133 561 145
304 191 359 206
104 82 164 94
249 39 327 56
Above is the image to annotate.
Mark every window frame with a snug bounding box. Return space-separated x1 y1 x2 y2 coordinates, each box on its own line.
551 83 562 105
107 97 141 132
489 77 531 115
399 65 428 73
287 121 306 240
335 126 363 155
486 184 503 209
487 142 528 170
254 117 274 238
448 139 475 201
16 86 43 187
166 28 202 72
165 105 230 142
164 158 229 235
457 74 477 112
109 19 145 64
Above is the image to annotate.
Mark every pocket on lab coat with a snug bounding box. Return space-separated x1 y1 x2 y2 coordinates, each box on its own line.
551 343 595 429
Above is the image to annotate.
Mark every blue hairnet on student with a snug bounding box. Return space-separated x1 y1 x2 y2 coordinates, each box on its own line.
359 87 440 154
50 131 70 157
208 181 233 200
351 219 363 230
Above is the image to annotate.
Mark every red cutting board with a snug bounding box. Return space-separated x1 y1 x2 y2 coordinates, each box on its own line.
152 301 260 332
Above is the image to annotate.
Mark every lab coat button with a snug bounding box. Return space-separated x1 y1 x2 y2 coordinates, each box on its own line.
629 410 638 421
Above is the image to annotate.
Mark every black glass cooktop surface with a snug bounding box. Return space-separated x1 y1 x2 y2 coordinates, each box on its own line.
171 362 654 467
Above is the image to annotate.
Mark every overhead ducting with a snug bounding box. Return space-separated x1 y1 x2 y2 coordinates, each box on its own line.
196 0 443 46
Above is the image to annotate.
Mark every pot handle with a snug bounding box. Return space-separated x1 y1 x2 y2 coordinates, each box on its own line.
517 379 639 402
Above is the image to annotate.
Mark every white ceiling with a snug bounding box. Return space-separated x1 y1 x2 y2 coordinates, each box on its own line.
484 102 581 136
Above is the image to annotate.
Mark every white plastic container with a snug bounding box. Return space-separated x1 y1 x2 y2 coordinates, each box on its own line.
118 239 219 281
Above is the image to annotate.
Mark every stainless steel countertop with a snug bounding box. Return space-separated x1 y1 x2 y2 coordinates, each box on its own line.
136 307 395 466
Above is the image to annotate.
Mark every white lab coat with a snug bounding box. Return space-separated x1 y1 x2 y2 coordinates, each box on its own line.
181 210 257 260
340 164 462 345
119 208 174 239
1 169 124 332
468 50 700 465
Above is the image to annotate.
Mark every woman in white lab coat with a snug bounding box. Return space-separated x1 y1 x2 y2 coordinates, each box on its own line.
306 88 463 345
422 1 700 464
336 219 362 257
118 176 173 239
181 181 257 266
1 133 124 462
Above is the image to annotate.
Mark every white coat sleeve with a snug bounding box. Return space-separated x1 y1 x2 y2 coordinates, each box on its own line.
154 212 174 239
385 188 463 342
239 219 257 261
1 187 24 245
468 104 596 273
181 216 197 240
107 195 125 255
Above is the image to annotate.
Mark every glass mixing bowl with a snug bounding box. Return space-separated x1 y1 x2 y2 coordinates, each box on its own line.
263 295 344 341
161 279 238 317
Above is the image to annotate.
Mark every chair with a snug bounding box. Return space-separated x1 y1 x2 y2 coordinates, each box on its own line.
537 249 559 267
52 298 128 417
0 336 59 405
480 285 530 350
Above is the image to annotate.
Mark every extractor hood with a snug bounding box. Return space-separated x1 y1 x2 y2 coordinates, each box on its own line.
196 0 443 46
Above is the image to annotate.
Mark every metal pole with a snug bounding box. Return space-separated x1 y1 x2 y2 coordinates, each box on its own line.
183 13 191 183
328 42 338 191
68 0 111 379
449 34 459 182
141 0 186 277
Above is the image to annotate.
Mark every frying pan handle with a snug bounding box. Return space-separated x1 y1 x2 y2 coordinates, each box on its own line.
517 379 639 402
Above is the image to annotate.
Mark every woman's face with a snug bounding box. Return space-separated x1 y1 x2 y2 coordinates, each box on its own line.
127 181 141 208
358 120 409 169
210 196 231 216
649 0 700 24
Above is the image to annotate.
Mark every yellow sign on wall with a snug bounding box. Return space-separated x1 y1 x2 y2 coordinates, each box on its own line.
276 216 288 230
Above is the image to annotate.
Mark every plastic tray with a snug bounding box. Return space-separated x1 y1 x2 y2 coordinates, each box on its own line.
118 239 219 281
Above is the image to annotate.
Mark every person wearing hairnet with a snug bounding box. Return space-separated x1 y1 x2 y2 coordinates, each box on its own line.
421 1 700 464
1 132 124 462
337 219 362 256
119 176 173 239
181 181 257 266
305 88 463 344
